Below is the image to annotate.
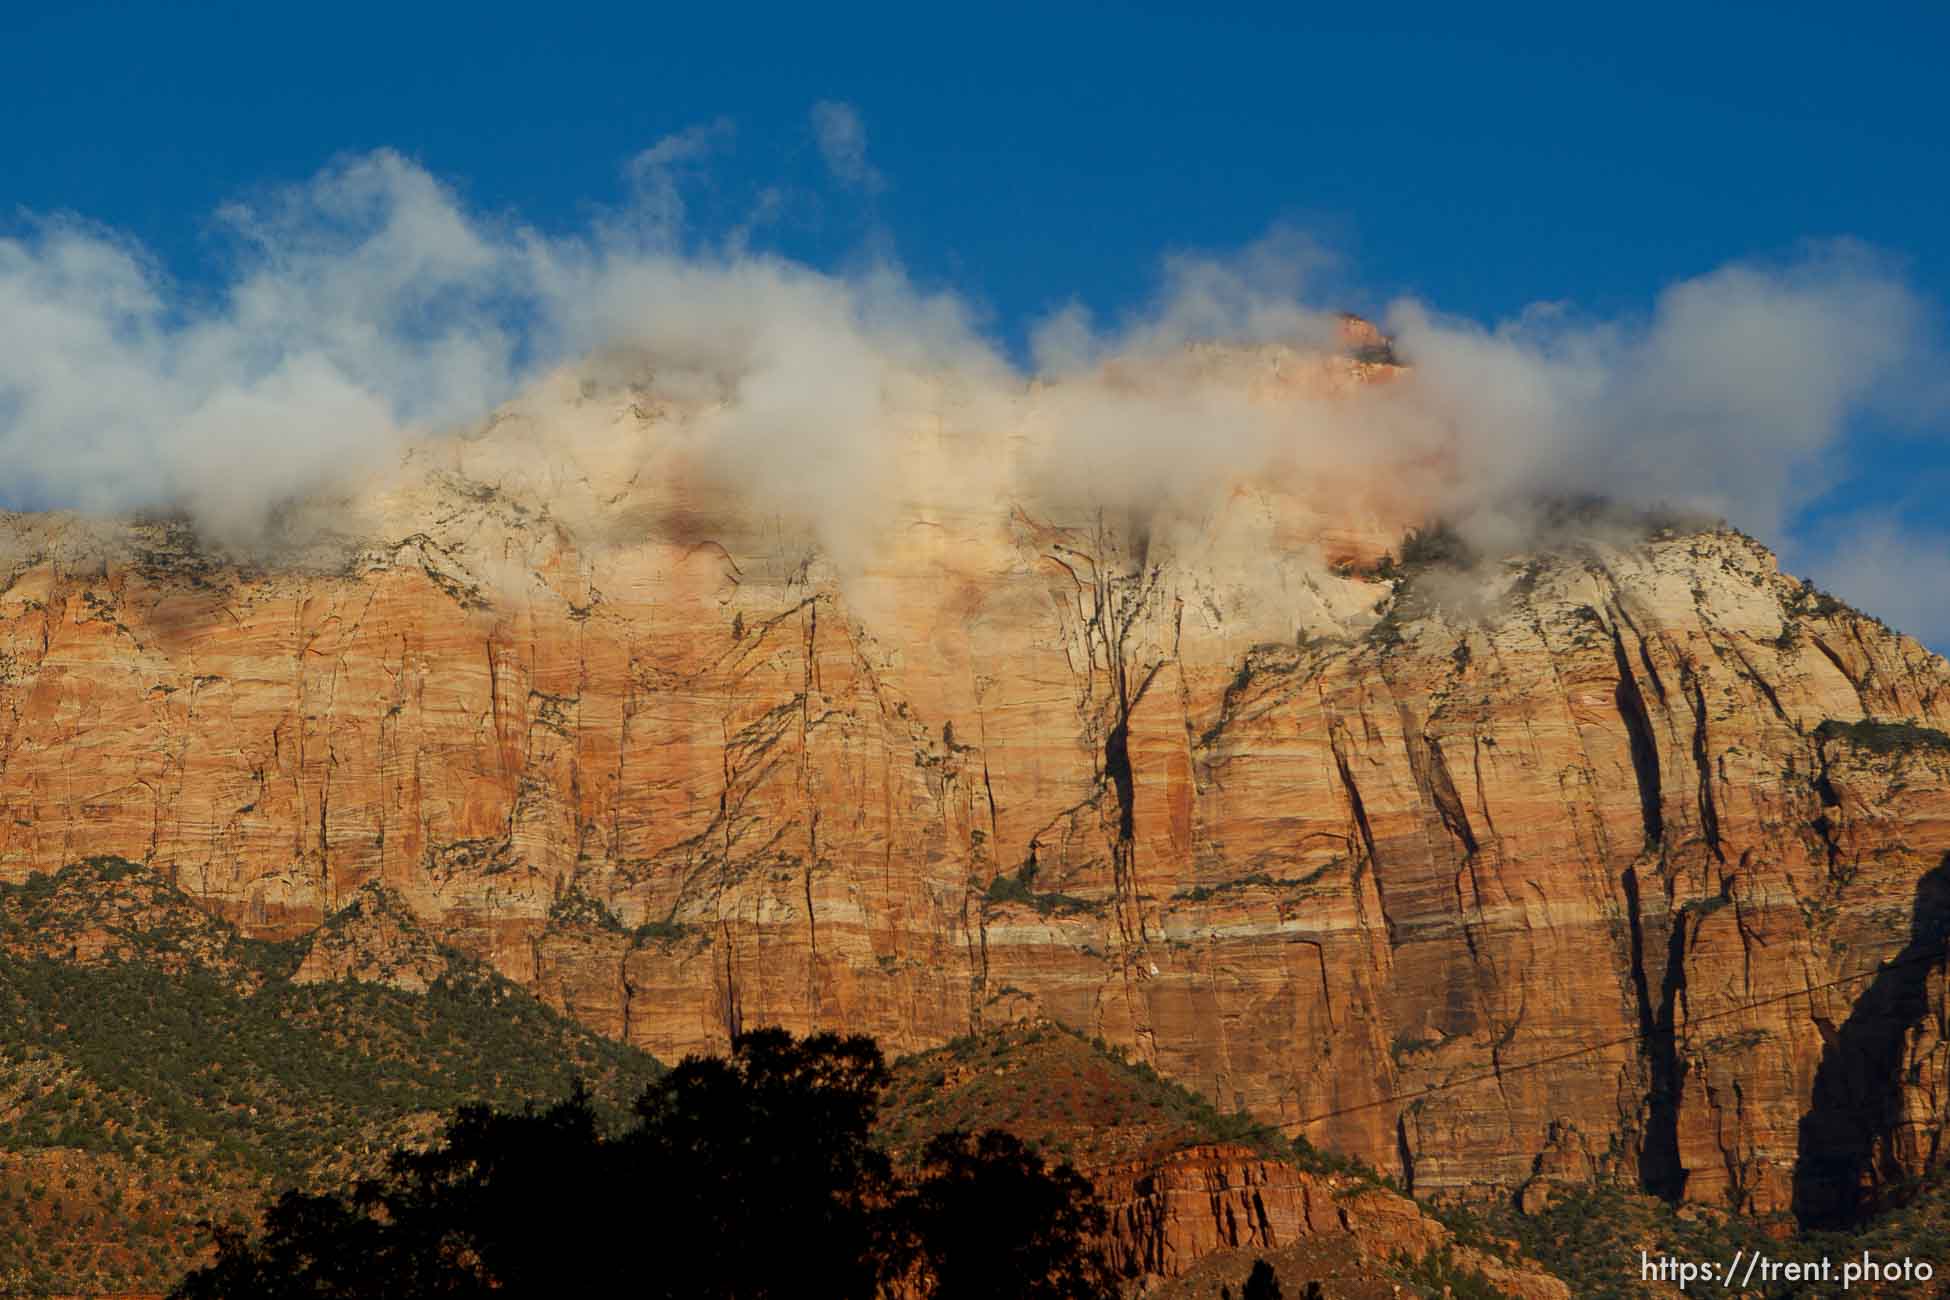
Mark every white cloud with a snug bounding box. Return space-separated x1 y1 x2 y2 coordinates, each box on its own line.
0 140 1942 650
810 100 883 194
618 117 736 247
1381 244 1936 540
1032 227 1342 373
0 152 526 541
0 138 997 550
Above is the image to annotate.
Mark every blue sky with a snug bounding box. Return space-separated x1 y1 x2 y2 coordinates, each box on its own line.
3 0 1946 643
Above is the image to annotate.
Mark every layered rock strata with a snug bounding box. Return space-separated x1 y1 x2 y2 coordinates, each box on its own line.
2 347 1947 1220
1093 1142 1567 1296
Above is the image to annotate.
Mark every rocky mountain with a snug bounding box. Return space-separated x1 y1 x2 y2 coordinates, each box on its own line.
2 323 1947 1243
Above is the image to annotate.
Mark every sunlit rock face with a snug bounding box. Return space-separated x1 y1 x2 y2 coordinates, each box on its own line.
2 328 1947 1216
1091 1142 1568 1297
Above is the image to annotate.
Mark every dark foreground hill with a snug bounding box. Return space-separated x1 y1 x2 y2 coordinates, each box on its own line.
0 858 661 1296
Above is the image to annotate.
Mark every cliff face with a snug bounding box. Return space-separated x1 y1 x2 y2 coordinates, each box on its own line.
2 346 1947 1219
1093 1143 1566 1297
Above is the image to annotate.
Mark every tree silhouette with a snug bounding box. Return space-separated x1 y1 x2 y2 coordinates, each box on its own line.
175 1085 618 1299
1242 1256 1284 1300
627 1027 894 1298
171 1028 1112 1299
892 1129 1109 1299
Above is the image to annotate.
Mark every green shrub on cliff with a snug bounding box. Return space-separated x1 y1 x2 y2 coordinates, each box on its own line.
982 864 1103 916
1814 718 1950 756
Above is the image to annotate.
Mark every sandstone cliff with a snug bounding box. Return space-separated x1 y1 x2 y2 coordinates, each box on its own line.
2 336 1946 1224
879 1018 1566 1295
1093 1143 1565 1297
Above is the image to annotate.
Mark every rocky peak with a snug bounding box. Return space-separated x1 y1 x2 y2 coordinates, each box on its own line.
292 880 457 993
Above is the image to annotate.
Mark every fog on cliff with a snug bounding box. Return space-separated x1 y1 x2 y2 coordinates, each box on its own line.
1 113 1945 644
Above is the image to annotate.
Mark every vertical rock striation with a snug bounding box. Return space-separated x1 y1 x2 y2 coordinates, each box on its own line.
2 349 1947 1219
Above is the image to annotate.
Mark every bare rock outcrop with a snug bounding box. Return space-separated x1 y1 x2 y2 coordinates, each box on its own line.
1094 1142 1567 1297
291 881 454 992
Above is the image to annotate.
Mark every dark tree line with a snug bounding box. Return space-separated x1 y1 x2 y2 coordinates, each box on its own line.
171 1028 1112 1299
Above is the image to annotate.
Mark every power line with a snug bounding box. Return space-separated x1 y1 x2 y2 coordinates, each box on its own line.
1285 939 1950 1131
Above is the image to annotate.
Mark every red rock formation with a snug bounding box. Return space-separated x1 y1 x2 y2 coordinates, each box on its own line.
1093 1143 1565 1296
2 338 1947 1222
292 880 455 992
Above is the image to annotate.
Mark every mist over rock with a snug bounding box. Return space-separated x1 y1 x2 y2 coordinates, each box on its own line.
1 324 1947 1231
